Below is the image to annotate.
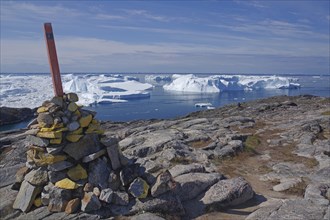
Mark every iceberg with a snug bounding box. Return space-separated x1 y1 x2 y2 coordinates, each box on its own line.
0 74 153 108
163 74 300 93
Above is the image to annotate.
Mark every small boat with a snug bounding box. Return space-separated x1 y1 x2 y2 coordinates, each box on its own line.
195 103 213 108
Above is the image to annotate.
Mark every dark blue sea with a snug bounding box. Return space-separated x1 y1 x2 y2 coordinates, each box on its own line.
1 73 329 131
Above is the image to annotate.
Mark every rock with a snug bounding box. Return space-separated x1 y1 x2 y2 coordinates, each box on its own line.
13 180 41 212
51 96 64 107
48 171 67 184
108 171 121 191
151 170 176 197
67 164 88 181
102 137 121 170
37 113 54 127
41 182 54 205
169 163 206 178
81 192 101 212
93 187 101 197
129 177 149 199
273 178 302 192
26 135 49 147
84 183 93 192
175 173 224 201
120 164 141 186
133 192 185 216
82 149 107 163
88 157 111 189
15 166 30 183
0 107 34 125
55 178 79 190
46 146 64 154
63 134 101 161
48 161 73 172
130 213 166 220
201 177 254 210
33 197 42 207
66 134 83 142
68 102 78 112
79 114 93 128
48 186 72 212
66 93 79 102
67 121 80 131
65 198 80 214
99 188 114 203
112 191 130 206
24 169 48 186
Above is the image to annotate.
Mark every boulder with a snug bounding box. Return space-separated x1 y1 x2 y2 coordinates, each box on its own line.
26 135 49 147
37 113 54 127
201 177 254 209
0 107 34 125
169 163 206 178
175 173 224 201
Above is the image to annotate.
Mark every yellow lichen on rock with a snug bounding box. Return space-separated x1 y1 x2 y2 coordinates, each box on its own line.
55 178 78 189
67 164 88 181
37 106 48 113
68 102 78 112
85 123 104 135
79 114 92 128
71 127 83 135
33 197 42 207
74 110 81 117
66 134 83 142
37 131 62 139
50 138 62 145
27 150 67 166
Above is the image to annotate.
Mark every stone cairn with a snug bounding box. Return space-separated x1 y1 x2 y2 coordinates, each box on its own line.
12 93 175 215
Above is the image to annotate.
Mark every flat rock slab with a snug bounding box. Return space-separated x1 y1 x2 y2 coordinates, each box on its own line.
201 177 254 209
169 163 206 178
13 180 41 212
174 172 224 201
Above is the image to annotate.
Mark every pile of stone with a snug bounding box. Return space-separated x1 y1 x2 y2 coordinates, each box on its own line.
11 93 180 215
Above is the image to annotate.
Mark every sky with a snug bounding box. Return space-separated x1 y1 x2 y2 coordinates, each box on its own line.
0 0 329 74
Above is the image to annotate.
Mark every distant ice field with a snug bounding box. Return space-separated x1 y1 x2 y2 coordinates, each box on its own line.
0 73 329 130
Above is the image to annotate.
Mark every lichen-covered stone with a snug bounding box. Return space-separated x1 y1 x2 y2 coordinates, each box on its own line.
67 164 88 181
37 131 62 139
34 197 42 207
66 134 83 142
49 138 62 145
68 102 78 112
27 150 67 166
79 114 93 128
37 113 54 127
129 177 149 199
55 178 78 190
66 93 79 102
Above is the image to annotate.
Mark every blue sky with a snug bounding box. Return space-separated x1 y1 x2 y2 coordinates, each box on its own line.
1 0 329 74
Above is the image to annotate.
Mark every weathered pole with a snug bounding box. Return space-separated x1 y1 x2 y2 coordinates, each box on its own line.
44 23 64 97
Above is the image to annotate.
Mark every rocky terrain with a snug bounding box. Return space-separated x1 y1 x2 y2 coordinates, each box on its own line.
0 95 329 219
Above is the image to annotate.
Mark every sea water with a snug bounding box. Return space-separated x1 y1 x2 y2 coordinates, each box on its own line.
0 73 329 131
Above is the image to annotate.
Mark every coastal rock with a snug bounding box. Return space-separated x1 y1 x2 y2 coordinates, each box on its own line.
201 177 254 209
175 173 224 201
13 180 41 212
169 163 206 178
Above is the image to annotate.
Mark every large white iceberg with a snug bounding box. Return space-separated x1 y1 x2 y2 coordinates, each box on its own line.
0 74 153 108
163 74 300 93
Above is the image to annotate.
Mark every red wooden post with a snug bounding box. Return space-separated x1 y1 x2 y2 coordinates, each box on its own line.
44 23 64 97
